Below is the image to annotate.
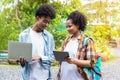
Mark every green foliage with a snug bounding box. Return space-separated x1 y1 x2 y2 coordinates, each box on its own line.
85 25 111 46
2 0 14 5
0 0 119 56
0 0 86 50
0 7 19 49
85 25 113 59
110 26 120 38
48 0 85 49
0 0 45 49
53 30 68 49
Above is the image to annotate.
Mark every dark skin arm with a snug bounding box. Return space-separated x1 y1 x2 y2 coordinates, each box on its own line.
66 57 92 67
17 56 41 63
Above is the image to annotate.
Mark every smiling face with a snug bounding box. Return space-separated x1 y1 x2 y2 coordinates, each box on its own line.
34 16 51 32
66 19 80 35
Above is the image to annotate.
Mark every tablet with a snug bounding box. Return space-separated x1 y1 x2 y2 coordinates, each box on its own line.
8 41 32 62
53 51 69 61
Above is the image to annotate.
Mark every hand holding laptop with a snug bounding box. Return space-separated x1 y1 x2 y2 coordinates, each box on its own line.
8 41 32 62
16 57 27 63
17 55 42 63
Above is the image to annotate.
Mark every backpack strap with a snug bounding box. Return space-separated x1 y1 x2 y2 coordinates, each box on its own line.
92 66 102 76
77 34 90 60
77 35 84 59
76 35 90 80
83 36 90 47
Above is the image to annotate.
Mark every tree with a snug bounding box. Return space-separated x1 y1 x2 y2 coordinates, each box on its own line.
0 0 49 49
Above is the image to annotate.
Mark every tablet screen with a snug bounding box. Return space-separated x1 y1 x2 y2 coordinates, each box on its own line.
53 51 69 61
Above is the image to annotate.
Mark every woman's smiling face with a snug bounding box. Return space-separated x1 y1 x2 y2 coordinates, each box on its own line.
66 19 79 35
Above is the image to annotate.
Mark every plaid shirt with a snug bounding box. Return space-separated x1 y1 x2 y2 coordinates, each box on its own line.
62 34 96 67
58 34 97 80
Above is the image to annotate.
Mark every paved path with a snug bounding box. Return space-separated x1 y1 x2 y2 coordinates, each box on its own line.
109 48 120 57
102 58 120 80
101 47 120 80
0 48 120 80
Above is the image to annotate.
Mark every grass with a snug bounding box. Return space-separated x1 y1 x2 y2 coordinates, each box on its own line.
0 64 19 67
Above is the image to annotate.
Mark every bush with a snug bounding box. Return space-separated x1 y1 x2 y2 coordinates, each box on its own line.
85 25 113 61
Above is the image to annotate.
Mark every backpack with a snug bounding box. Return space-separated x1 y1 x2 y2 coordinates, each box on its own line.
82 35 102 80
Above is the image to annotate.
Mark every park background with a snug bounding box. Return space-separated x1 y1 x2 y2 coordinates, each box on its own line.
0 0 120 62
0 0 120 80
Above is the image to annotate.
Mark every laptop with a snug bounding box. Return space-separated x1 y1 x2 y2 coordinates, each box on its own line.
8 41 32 62
53 51 69 61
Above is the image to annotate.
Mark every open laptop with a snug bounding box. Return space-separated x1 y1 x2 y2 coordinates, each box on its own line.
53 51 69 61
8 41 32 62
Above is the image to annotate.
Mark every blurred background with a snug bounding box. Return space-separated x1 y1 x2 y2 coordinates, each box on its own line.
0 0 120 80
0 0 120 63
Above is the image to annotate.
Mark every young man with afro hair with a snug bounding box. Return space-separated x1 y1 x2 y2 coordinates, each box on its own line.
18 4 56 80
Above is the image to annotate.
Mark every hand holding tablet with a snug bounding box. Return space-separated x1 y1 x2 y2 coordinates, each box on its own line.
53 51 69 61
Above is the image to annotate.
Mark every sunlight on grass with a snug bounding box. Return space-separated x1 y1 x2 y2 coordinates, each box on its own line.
0 64 19 67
